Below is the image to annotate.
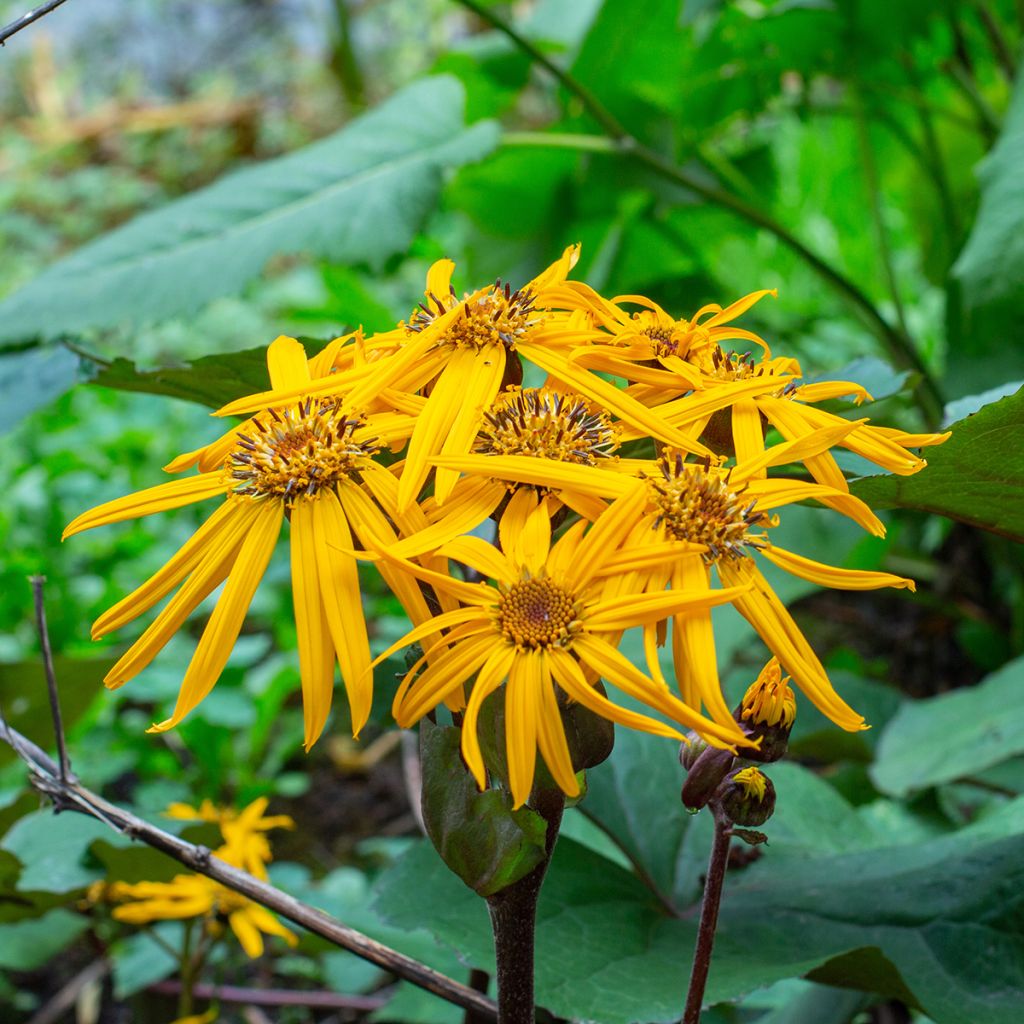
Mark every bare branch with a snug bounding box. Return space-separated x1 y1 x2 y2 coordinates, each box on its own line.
0 716 497 1022
0 0 71 47
29 576 71 786
150 979 388 1011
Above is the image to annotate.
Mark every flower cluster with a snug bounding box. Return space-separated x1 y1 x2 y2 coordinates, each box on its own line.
65 246 949 808
98 798 296 958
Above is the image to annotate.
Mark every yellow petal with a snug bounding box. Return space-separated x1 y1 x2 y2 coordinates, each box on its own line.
513 498 553 576
148 501 283 733
548 646 683 740
228 909 265 958
431 454 634 500
64 474 227 539
394 634 495 726
92 500 239 639
425 259 456 301
103 505 257 688
569 483 648 588
290 500 337 750
535 653 580 797
266 335 311 390
498 488 541 557
389 480 503 559
436 536 515 584
585 583 750 631
760 545 916 591
461 645 516 790
702 288 776 327
505 653 539 808
731 398 765 469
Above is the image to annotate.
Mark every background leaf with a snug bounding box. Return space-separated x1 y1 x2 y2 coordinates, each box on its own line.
0 75 499 344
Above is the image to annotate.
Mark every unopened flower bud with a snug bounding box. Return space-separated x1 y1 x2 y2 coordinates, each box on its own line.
720 766 776 826
680 743 734 811
735 657 796 762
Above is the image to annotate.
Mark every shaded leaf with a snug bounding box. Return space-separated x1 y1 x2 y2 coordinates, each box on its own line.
0 76 499 343
0 346 82 434
853 387 1024 542
0 909 90 970
871 655 1024 798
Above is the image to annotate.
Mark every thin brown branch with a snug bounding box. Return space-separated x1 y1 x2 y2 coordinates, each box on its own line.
150 979 388 1011
29 576 71 786
0 0 71 47
0 718 498 1023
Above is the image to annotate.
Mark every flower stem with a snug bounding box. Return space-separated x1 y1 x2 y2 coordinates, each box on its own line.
485 788 564 1024
682 807 731 1024
178 919 196 1019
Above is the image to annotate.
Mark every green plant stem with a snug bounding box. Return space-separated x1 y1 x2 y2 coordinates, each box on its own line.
485 788 564 1024
459 0 945 426
682 806 731 1024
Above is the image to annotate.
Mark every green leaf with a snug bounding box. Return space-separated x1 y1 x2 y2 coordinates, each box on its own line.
375 811 1024 1024
953 72 1024 366
853 386 1024 542
419 720 547 897
871 655 1024 798
112 924 181 998
0 76 499 343
0 346 82 434
0 909 90 970
2 810 130 893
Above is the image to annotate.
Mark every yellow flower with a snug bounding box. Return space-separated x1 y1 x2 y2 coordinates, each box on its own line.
440 440 913 733
171 1011 217 1024
731 766 767 801
741 657 796 729
63 336 428 748
109 874 296 958
166 798 294 880
371 489 751 808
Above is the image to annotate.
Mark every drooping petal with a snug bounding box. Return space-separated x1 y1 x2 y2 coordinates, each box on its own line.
312 490 373 735
63 474 227 539
760 545 916 591
436 536 516 584
505 653 540 808
431 454 634 500
394 634 495 725
535 653 580 797
461 645 517 790
92 500 240 638
266 335 312 390
585 583 750 631
290 500 337 750
148 501 284 733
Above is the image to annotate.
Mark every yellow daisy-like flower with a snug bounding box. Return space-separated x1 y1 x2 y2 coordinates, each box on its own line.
428 437 913 733
108 874 297 958
63 336 438 748
371 489 752 808
740 657 796 729
166 797 294 879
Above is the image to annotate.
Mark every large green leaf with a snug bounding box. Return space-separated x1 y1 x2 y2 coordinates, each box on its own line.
0 910 90 971
373 794 1024 1024
0 76 499 344
871 655 1024 798
953 72 1024 373
853 386 1024 542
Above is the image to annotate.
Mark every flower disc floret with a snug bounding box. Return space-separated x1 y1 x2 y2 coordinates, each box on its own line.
229 402 377 506
411 280 539 351
497 576 580 650
648 454 769 562
475 387 619 465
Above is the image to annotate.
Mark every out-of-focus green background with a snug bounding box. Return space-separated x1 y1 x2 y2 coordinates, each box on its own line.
1 2 1023 1022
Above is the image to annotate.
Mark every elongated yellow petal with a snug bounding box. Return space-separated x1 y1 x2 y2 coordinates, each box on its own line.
718 559 865 730
498 488 540 556
703 288 776 327
596 539 705 576
729 418 862 486
757 398 849 491
313 491 373 735
760 545 915 591
228 909 265 958
266 336 311 390
796 380 873 404
517 343 712 457
535 653 580 797
436 536 515 583
148 501 283 733
461 645 516 789
569 483 648 588
371 606 487 673
434 346 506 504
92 500 240 638
572 634 743 747
548 646 683 740
395 634 495 726
586 583 750 631
514 498 553 576
64 474 227 539
290 500 336 750
670 557 734 729
345 331 444 414
431 454 635 500
505 653 539 808
731 398 765 470
103 504 257 687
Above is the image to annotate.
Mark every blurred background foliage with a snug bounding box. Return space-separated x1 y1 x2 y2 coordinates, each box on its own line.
1 0 1023 1022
